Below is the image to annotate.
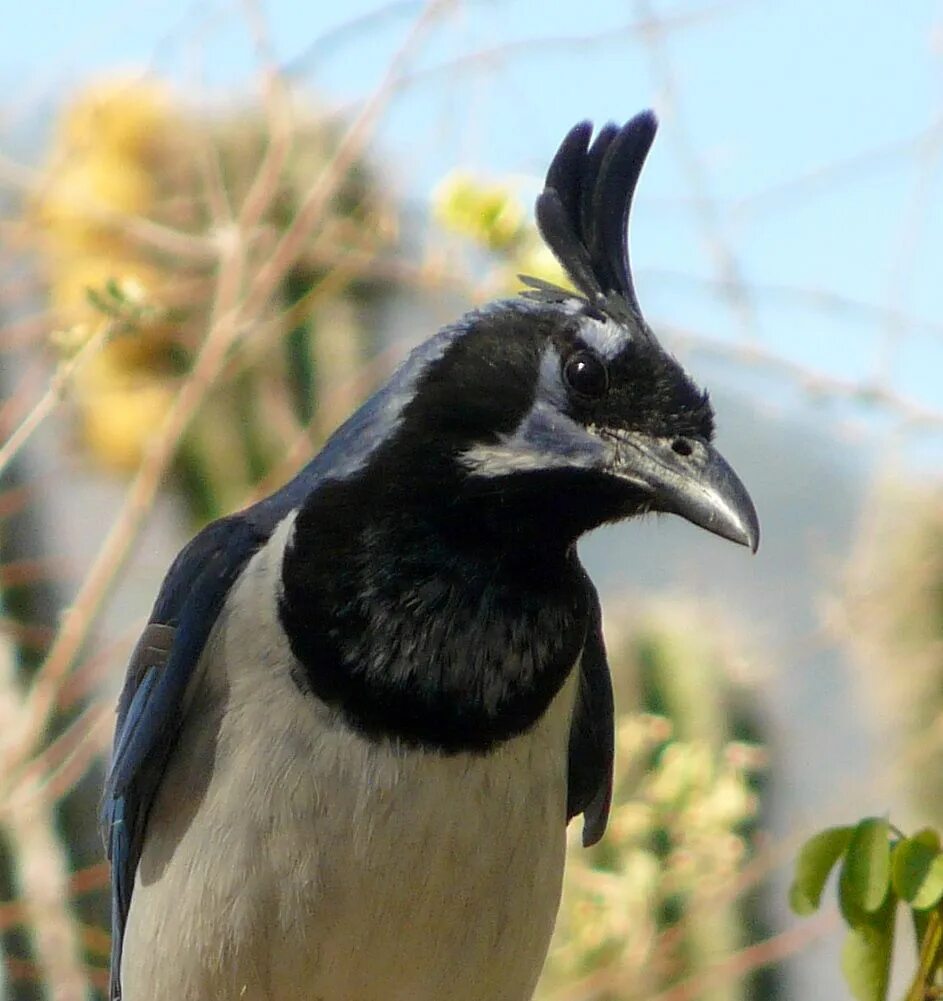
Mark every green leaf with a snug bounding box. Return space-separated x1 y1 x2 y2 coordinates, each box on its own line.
789 826 853 915
841 895 896 1001
892 836 943 910
840 818 892 920
912 828 942 852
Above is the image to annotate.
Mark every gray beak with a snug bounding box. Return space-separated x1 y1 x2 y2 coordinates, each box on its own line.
607 432 760 552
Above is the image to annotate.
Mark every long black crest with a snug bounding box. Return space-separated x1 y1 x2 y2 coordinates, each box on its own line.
529 111 657 321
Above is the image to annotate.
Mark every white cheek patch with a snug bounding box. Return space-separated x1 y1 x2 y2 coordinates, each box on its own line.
459 338 622 480
459 401 612 479
577 315 630 360
460 441 583 478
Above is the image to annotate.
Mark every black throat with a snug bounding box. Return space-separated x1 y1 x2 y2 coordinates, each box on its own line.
277 461 590 754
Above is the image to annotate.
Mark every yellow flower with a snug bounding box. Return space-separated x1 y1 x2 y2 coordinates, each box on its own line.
34 153 156 252
513 240 571 291
433 172 525 251
73 353 174 471
33 79 174 253
50 260 173 367
57 78 172 160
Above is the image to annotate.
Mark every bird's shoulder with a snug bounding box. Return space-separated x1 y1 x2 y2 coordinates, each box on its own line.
108 512 266 797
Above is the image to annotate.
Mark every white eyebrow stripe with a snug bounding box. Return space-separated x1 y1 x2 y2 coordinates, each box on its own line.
577 316 629 359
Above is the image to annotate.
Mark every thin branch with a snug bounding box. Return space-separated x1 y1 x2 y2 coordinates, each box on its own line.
732 118 943 221
646 912 837 1001
666 324 943 430
15 231 250 761
643 267 943 342
2 776 90 1000
877 113 943 374
283 0 428 77
0 324 111 481
242 0 453 321
634 0 759 341
324 0 750 98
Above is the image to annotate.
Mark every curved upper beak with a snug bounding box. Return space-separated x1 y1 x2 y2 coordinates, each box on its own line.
606 432 760 552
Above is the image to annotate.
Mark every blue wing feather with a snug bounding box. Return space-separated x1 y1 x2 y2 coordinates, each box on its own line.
107 516 260 797
102 486 309 997
103 514 267 998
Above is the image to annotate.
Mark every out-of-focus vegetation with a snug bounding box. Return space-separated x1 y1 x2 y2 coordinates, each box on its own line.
783 484 943 1001
840 486 943 827
0 5 942 997
2 74 401 998
30 78 394 520
538 603 771 1001
434 169 569 293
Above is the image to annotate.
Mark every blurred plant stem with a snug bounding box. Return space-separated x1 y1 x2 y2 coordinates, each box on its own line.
841 482 943 826
0 361 96 999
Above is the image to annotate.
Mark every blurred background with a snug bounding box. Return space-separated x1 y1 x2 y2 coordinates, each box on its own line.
1 1 942 998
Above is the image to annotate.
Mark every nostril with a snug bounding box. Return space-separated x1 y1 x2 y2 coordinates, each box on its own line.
671 437 693 457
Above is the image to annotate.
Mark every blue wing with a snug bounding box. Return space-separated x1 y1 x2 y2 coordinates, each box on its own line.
102 513 268 998
567 574 614 847
101 479 311 997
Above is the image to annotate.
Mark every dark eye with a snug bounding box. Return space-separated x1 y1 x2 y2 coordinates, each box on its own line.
563 350 609 401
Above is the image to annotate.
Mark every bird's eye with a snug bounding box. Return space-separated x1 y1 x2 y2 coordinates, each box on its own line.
563 350 609 401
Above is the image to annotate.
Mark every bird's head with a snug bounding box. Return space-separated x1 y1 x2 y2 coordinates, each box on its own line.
311 112 758 558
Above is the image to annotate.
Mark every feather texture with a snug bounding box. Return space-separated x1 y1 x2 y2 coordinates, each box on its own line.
533 111 658 322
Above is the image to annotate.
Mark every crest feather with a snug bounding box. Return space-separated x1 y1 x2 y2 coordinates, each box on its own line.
532 111 658 320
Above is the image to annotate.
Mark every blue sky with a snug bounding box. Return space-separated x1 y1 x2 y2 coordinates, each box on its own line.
5 0 943 456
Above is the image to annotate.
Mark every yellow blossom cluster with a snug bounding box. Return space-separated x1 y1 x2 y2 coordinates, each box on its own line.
432 171 570 293
540 711 764 997
33 79 180 470
433 172 525 251
537 596 768 999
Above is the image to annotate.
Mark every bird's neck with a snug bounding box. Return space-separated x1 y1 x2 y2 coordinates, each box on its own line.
278 476 589 753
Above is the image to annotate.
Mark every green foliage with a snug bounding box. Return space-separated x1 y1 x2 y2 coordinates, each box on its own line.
892 831 943 909
791 817 943 1001
841 895 896 1001
789 826 853 916
839 818 892 920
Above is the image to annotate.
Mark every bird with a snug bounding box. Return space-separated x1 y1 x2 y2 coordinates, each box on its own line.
101 109 759 1001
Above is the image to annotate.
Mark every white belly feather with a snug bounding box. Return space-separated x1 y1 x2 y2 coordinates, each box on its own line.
121 515 578 1001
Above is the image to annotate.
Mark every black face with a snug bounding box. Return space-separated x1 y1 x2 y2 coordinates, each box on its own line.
278 296 755 756
359 297 739 551
277 112 758 756
392 304 552 451
386 303 713 464
550 311 714 442
282 295 735 642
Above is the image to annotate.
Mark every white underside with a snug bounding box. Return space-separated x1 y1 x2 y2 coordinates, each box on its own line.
120 515 578 1001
